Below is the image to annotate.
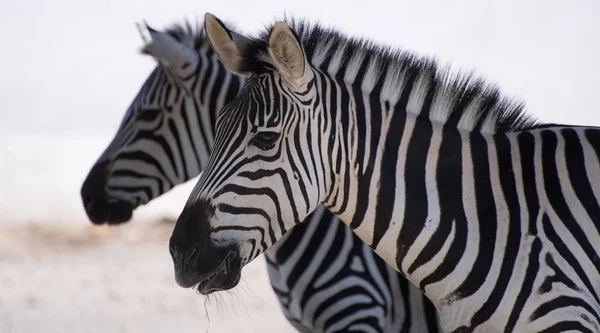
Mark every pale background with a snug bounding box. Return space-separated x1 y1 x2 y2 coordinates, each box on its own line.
1 0 599 332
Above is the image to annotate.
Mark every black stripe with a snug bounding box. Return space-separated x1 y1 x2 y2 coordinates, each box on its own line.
397 112 433 268
371 68 415 249
398 277 412 332
190 51 205 104
106 184 154 203
216 203 269 250
413 76 469 285
272 214 309 264
239 167 301 226
305 98 322 203
298 218 345 301
423 293 440 332
539 253 580 294
542 130 600 292
563 128 600 234
531 295 600 327
352 55 370 183
503 236 542 332
285 137 311 215
347 55 376 226
446 131 497 300
191 92 214 160
291 108 314 187
168 118 188 181
197 55 213 105
538 321 594 333
219 182 287 237
419 126 466 291
463 133 522 330
179 100 204 170
543 209 600 307
334 76 353 216
115 150 170 193
517 131 540 235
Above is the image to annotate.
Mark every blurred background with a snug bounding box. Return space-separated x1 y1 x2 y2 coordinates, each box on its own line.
1 0 599 332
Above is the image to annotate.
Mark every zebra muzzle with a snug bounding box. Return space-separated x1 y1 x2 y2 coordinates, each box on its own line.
80 160 134 225
170 242 241 292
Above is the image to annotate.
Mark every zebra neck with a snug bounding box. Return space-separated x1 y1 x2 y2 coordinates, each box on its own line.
321 85 522 305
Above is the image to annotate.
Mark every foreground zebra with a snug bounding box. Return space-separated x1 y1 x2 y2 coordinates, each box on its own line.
80 21 441 332
170 13 600 333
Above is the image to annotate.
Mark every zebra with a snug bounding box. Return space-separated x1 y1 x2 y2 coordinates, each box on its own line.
171 12 600 333
80 21 441 332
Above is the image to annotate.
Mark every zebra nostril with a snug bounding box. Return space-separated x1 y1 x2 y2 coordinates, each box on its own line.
187 247 198 262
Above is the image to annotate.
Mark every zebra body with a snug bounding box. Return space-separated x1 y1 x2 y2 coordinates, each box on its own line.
269 207 439 332
80 21 440 332
171 13 600 333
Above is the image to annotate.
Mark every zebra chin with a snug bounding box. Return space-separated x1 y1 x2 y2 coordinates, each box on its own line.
82 197 134 225
173 251 242 294
195 264 242 295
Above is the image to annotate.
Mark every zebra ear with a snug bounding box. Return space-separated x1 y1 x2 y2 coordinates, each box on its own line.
267 22 310 87
204 13 251 76
136 21 198 74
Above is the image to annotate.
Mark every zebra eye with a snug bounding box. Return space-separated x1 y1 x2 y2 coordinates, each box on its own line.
138 107 162 121
250 131 280 150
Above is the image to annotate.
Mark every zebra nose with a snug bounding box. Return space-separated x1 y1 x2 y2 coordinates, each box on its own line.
81 161 110 206
80 160 133 225
170 199 220 287
170 199 215 257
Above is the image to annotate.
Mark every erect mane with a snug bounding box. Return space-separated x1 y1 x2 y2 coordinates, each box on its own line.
163 19 239 52
162 20 205 50
238 16 540 133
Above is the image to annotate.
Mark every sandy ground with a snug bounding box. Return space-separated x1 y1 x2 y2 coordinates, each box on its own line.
0 219 295 333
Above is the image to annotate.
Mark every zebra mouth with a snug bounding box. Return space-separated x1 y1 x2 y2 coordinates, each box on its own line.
195 253 242 295
83 198 134 225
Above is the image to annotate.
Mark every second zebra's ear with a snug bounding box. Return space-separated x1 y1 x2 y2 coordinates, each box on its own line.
204 13 251 76
136 21 198 76
267 22 311 87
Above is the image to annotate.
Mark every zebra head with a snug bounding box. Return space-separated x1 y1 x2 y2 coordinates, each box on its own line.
169 14 328 293
81 21 240 225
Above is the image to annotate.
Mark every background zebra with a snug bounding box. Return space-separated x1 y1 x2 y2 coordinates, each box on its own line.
80 21 441 332
172 13 600 333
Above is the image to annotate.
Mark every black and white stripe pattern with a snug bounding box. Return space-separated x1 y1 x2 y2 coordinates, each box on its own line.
268 207 440 332
177 14 600 332
80 21 441 332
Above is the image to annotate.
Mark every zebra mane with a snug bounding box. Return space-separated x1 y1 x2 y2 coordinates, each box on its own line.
238 17 540 133
163 19 240 52
162 20 206 51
